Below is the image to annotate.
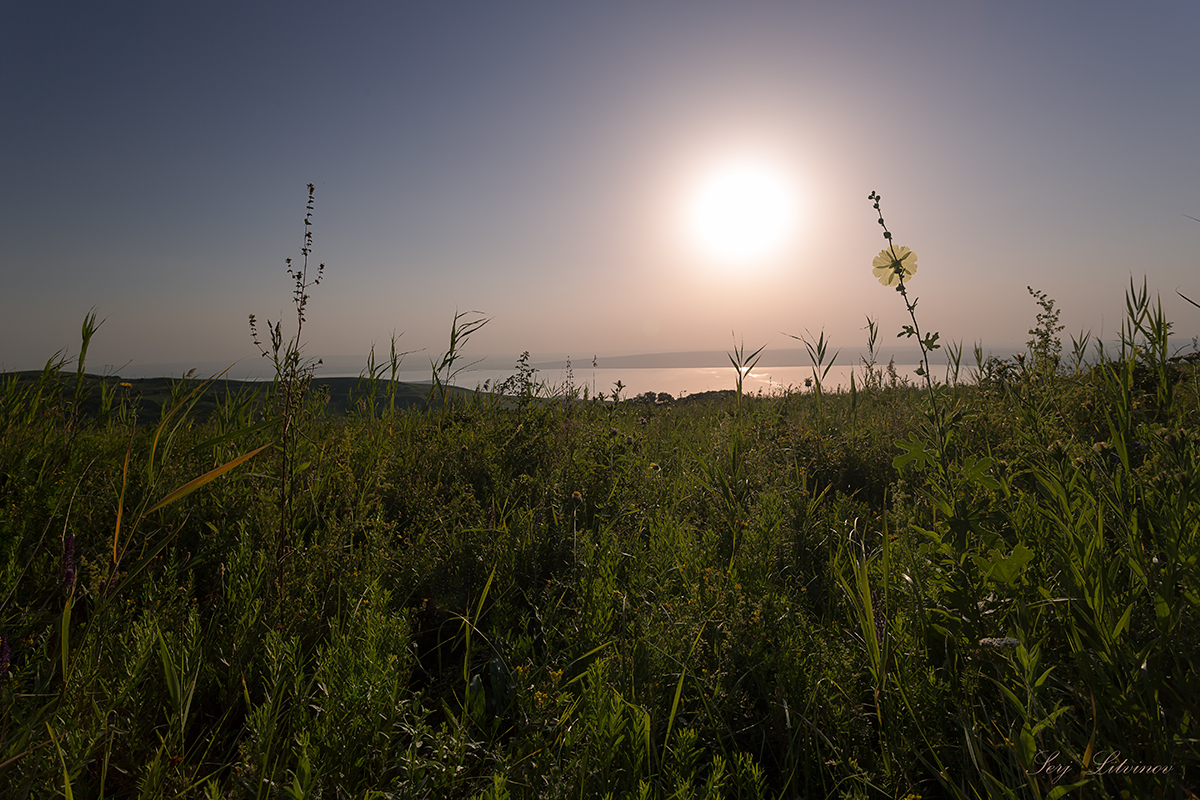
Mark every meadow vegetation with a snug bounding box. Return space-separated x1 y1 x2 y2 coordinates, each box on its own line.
1 190 1197 798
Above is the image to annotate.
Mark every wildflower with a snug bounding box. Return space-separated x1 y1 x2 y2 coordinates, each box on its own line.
571 491 582 502
870 589 885 644
872 246 918 286
978 637 1020 649
119 381 133 388
649 462 661 473
62 531 76 589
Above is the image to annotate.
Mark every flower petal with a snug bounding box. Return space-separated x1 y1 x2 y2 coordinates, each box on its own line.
871 246 917 286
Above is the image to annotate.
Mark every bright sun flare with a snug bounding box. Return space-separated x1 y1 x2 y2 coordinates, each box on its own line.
684 159 798 264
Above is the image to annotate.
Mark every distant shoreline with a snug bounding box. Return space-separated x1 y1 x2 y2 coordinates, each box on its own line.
23 344 1038 384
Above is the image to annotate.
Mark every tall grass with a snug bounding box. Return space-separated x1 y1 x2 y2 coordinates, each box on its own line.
0 190 1196 798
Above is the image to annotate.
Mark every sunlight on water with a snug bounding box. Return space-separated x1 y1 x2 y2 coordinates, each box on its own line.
315 364 929 400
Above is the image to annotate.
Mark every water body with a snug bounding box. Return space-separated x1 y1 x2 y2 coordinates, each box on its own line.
315 364 940 401
119 345 1014 400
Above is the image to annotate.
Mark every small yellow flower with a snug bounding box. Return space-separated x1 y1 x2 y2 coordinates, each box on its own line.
872 246 918 286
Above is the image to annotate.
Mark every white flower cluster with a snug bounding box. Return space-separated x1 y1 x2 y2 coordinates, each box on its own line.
978 637 1021 649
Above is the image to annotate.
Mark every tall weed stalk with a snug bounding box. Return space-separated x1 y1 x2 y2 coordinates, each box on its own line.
250 183 325 593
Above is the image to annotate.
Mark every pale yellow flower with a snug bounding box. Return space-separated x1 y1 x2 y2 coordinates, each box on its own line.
872 246 918 286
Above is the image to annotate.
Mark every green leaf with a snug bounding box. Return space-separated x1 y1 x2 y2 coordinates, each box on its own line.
960 456 1001 490
1154 592 1172 624
1112 603 1134 640
984 544 1034 585
468 674 486 724
157 627 181 714
893 437 932 470
1018 724 1037 770
60 592 73 683
1034 666 1056 689
46 723 74 800
990 678 1022 712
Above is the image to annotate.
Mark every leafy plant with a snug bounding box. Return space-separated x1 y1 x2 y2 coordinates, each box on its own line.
1026 286 1065 378
785 328 839 421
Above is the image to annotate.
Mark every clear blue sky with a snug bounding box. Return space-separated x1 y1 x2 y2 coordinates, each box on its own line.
4 1 1199 378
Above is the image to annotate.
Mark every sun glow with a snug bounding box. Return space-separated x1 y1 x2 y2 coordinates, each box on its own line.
683 158 799 265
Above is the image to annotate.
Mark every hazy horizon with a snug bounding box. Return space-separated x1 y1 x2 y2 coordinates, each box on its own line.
7 335 1194 402
8 339 1164 382
4 2 1199 374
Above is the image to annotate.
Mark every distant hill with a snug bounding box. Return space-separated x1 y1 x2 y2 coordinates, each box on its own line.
0 371 484 422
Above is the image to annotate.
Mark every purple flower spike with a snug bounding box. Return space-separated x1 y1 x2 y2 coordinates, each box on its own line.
62 531 76 589
870 589 885 644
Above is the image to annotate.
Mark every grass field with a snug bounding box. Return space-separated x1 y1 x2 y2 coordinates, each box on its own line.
2 193 1197 798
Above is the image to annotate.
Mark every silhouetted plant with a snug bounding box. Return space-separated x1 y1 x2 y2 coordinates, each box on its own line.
249 182 325 592
358 330 414 419
429 309 489 415
1026 286 1065 377
727 334 765 418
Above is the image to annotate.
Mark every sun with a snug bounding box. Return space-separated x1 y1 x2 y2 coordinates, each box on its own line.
683 158 798 265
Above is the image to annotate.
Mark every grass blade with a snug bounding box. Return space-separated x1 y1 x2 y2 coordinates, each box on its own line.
112 428 134 564
141 442 271 517
46 722 75 800
663 627 705 764
60 590 73 685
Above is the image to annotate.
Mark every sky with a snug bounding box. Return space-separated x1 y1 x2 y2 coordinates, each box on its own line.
3 1 1199 380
